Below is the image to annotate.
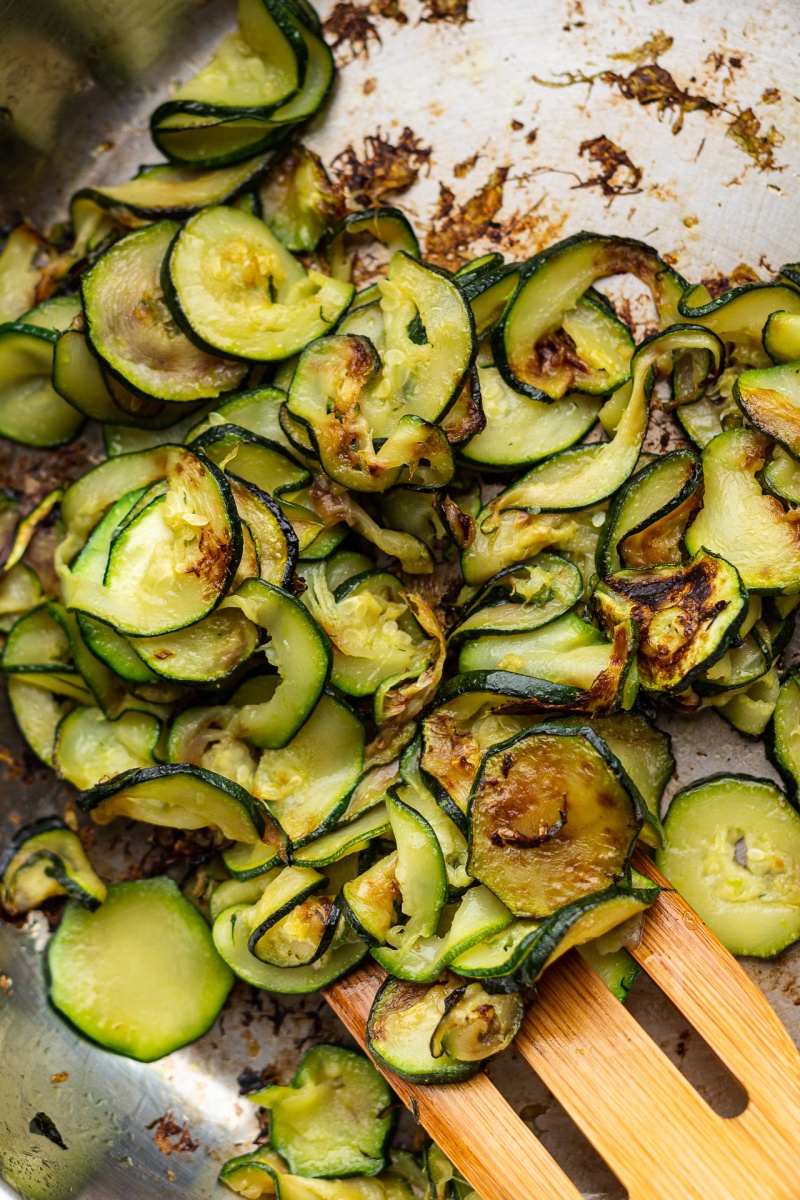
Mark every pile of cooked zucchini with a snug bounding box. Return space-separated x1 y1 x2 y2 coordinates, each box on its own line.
3 0 800 1152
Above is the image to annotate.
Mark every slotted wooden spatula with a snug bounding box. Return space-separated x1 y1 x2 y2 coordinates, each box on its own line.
324 850 800 1200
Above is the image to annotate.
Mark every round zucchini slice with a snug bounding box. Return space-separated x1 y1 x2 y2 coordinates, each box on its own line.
82 222 248 401
366 972 502 1084
164 206 353 361
0 320 84 447
467 726 645 918
247 1043 394 1178
593 550 747 694
684 428 800 593
129 606 259 683
656 774 800 957
48 876 233 1061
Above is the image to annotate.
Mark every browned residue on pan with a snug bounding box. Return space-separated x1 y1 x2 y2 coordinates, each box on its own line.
149 1112 199 1155
425 166 510 268
330 128 432 212
323 0 407 62
421 0 470 25
576 135 643 197
726 108 785 171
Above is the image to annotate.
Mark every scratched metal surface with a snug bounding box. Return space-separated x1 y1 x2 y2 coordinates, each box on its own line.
2 1 800 1197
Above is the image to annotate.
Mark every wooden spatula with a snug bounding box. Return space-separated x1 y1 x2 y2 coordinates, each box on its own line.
325 850 800 1200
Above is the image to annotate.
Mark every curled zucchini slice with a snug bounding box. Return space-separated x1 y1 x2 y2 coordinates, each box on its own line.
81 221 248 401
48 876 233 1061
219 1147 288 1198
325 206 420 282
596 449 702 577
762 446 800 506
656 774 800 957
456 257 520 340
213 900 367 993
489 327 721 514
492 232 686 400
243 865 331 965
734 360 800 458
60 445 241 638
459 364 601 472
78 762 268 844
429 981 523 1061
684 428 800 593
593 550 747 694
193 423 311 497
0 316 84 447
247 1043 394 1178
0 816 106 914
449 554 583 647
467 725 645 917
461 498 605 588
149 0 305 167
452 869 659 990
366 972 509 1084
164 206 353 361
0 563 42 632
257 145 336 251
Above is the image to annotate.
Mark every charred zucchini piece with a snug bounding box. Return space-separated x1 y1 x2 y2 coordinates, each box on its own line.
684 429 800 593
735 361 800 458
0 317 84 447
366 972 510 1083
48 876 233 1061
656 774 800 957
452 870 658 989
55 706 161 791
449 555 583 647
251 691 365 846
0 816 106 914
213 901 367 992
457 611 639 711
489 327 721 514
219 1147 288 1197
429 981 523 1060
248 1043 394 1178
459 364 601 471
81 222 247 401
467 726 645 917
164 206 353 361
492 232 687 400
596 449 702 577
593 550 747 694
325 207 420 282
78 763 267 843
341 852 400 946
256 145 336 251
764 310 800 364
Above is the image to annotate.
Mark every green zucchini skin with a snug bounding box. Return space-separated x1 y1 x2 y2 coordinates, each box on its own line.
47 876 233 1062
0 816 107 914
767 674 800 799
77 763 267 844
656 773 800 958
324 206 420 280
191 423 311 497
0 320 85 448
577 942 641 1003
366 974 485 1084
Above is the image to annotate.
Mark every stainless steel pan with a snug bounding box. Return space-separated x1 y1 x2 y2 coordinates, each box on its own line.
2 2 800 1195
